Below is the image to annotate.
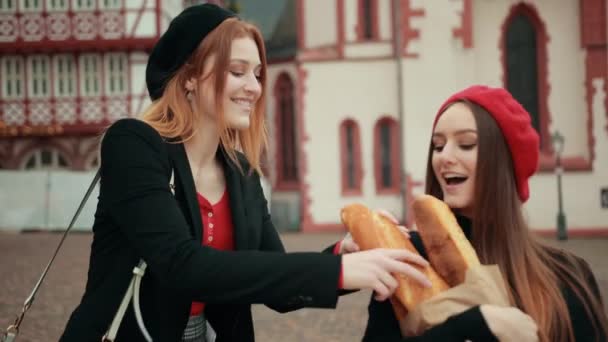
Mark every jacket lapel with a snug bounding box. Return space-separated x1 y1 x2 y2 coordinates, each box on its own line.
219 150 249 251
166 142 204 243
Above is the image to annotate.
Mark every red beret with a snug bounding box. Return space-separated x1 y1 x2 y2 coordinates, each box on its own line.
433 85 540 202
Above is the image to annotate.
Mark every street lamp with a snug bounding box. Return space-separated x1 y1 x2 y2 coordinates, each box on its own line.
552 131 567 241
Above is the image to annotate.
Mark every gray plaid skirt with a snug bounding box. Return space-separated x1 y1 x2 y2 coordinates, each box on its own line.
181 314 216 342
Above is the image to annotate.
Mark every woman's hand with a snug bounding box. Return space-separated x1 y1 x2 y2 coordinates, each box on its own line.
480 305 538 342
338 209 410 254
341 248 432 301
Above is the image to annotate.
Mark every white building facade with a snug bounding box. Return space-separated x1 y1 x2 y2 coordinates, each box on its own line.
0 0 222 229
264 0 608 236
1 0 606 236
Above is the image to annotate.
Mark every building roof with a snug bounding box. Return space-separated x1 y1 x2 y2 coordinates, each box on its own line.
238 0 297 61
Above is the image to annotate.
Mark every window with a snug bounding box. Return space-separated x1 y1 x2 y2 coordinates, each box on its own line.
374 117 399 193
0 0 16 11
340 119 362 195
73 0 94 10
502 3 550 152
380 124 391 186
80 54 101 96
506 14 540 137
358 0 378 40
54 55 76 97
23 148 70 170
361 0 373 39
100 0 120 9
47 0 68 10
105 53 127 95
28 55 51 99
20 0 42 11
1 57 24 99
274 73 298 188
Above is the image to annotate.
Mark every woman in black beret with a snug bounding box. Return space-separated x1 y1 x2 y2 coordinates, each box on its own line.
59 4 432 342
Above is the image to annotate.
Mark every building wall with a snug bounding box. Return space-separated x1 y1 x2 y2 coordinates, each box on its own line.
302 0 338 48
526 81 607 231
301 60 403 226
295 0 608 233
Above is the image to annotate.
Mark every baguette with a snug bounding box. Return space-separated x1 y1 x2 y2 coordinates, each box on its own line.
412 195 481 286
340 204 449 319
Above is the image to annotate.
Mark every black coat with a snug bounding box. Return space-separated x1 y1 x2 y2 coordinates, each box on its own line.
60 119 342 342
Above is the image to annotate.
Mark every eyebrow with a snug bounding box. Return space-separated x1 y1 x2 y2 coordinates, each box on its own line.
432 129 477 138
230 59 262 70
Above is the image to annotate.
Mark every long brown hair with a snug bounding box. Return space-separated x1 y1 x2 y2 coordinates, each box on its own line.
425 100 608 342
141 18 268 175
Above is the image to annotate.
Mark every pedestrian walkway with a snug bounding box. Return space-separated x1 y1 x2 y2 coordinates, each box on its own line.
1 231 606 341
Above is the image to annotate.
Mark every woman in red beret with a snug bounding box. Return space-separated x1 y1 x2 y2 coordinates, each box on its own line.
350 85 608 341
59 4 432 342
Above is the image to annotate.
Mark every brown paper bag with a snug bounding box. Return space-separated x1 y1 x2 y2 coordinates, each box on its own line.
400 265 511 337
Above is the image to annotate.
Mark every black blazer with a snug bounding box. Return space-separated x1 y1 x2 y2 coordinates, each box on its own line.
60 119 342 342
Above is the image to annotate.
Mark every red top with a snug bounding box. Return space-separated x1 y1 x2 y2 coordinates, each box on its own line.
190 190 235 316
189 190 344 317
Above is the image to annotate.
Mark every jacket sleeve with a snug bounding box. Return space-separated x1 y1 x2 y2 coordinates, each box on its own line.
363 296 497 342
251 173 351 312
100 119 341 308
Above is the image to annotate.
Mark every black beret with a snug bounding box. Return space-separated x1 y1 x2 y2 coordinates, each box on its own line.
146 4 237 100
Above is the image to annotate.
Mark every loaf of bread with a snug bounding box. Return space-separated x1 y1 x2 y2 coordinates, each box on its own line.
340 204 449 319
411 195 481 286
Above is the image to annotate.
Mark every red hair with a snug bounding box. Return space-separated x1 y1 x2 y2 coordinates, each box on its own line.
141 18 268 174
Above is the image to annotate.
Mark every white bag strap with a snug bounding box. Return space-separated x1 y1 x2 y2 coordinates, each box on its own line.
102 170 175 342
102 261 150 342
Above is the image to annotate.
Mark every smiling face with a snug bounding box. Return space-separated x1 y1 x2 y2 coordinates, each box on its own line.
196 36 263 130
431 102 478 215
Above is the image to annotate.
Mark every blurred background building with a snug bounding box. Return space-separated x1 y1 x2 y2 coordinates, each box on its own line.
0 0 606 237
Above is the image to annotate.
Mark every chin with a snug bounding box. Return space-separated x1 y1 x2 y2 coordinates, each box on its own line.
442 196 469 210
226 113 251 131
228 118 250 130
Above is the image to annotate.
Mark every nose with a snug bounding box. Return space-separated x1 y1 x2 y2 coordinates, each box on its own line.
436 141 457 166
244 72 262 98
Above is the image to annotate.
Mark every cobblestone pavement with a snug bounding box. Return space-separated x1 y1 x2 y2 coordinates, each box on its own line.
1 231 607 342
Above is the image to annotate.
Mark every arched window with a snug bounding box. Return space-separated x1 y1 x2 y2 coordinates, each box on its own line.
22 148 71 170
502 3 550 150
506 14 539 132
374 117 400 194
274 72 299 189
339 119 362 195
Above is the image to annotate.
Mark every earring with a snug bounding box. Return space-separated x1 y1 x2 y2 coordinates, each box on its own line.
186 91 193 101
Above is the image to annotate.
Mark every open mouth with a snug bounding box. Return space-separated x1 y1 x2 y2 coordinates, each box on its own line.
443 174 468 186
